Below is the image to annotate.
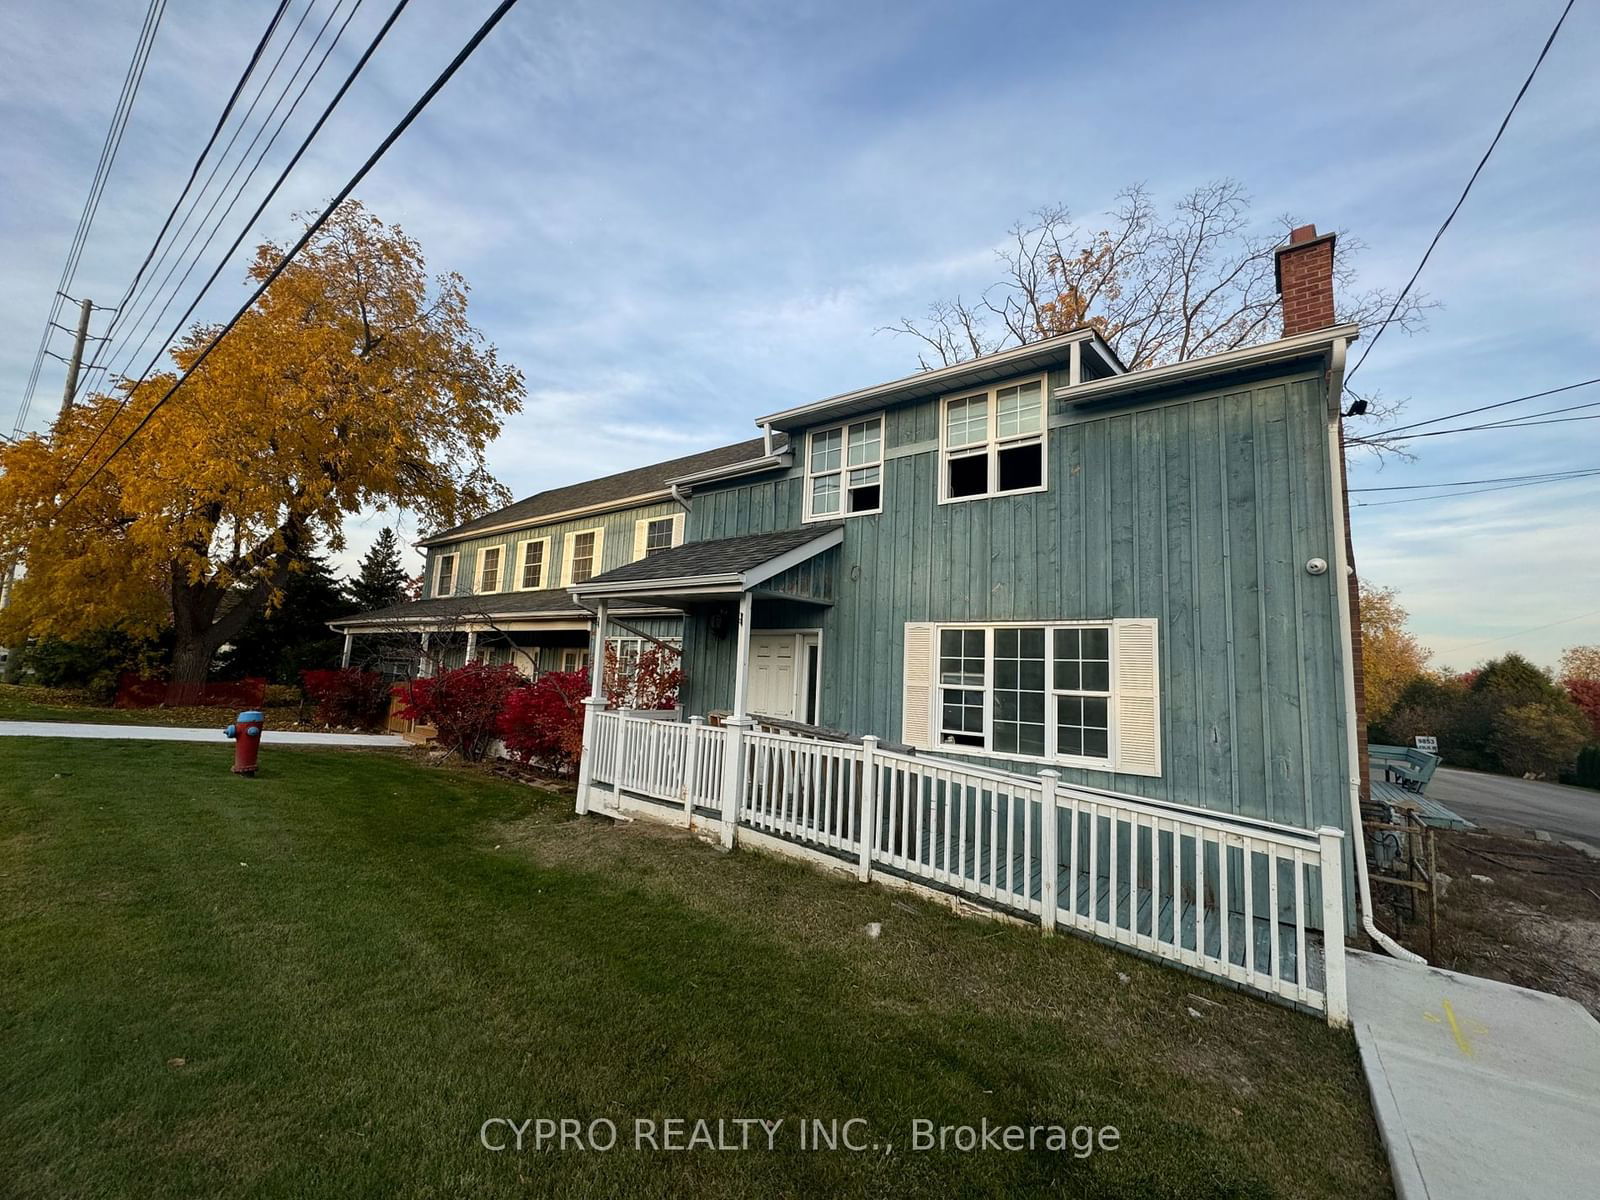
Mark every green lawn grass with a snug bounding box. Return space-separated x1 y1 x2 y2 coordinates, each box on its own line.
0 738 1391 1198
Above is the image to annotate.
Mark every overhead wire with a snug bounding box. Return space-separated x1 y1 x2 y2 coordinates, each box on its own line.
67 0 296 407
54 0 526 517
78 0 343 402
10 0 166 437
1346 0 1576 381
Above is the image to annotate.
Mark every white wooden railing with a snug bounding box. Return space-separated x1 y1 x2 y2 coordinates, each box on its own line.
580 708 1347 1024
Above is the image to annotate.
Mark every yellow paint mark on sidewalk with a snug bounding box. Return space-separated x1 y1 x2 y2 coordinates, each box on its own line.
1423 997 1487 1057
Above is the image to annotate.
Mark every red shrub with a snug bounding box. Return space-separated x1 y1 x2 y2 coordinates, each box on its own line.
300 667 392 729
399 661 526 761
1566 677 1600 740
498 670 588 776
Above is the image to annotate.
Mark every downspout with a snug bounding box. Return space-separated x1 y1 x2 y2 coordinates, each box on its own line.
669 482 691 513
1326 334 1425 964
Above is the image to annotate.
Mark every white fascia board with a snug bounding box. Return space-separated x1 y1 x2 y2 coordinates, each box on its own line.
665 452 794 489
754 330 1099 429
1053 325 1360 406
738 526 844 589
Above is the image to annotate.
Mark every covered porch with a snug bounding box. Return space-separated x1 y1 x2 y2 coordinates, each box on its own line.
568 524 844 727
327 591 680 681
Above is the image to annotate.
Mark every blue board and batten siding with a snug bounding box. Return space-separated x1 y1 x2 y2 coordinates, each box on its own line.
681 369 1350 846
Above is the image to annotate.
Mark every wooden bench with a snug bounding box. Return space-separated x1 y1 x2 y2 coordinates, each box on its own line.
1368 743 1440 793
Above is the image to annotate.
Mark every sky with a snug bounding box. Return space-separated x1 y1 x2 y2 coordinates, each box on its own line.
1 0 1596 672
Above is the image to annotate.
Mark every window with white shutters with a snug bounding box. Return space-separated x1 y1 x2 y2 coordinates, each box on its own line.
902 618 1160 776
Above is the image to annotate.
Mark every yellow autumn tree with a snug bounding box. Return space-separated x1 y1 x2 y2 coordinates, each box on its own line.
1360 582 1432 725
0 201 522 682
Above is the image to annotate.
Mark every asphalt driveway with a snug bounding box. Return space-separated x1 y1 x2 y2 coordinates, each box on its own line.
1426 767 1600 845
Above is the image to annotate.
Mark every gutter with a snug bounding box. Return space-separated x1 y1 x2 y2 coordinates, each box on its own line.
665 451 793 490
1325 332 1425 965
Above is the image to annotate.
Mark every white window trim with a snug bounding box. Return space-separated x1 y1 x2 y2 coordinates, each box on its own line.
516 536 550 590
561 526 605 587
475 545 504 594
803 413 885 522
432 552 458 598
931 620 1115 770
632 512 685 561
937 373 1049 505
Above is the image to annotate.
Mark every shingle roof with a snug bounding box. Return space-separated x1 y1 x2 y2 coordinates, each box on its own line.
331 588 657 629
422 435 788 544
578 525 841 588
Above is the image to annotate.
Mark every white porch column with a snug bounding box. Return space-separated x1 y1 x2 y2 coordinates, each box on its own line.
730 590 754 723
720 590 756 849
340 631 353 668
419 632 432 678
574 600 609 815
464 629 478 664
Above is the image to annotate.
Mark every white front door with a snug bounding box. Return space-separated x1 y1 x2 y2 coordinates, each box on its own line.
748 635 799 720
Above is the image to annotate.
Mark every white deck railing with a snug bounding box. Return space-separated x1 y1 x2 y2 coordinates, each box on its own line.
579 708 1346 1024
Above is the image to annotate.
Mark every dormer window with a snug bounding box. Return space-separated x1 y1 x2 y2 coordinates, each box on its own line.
804 415 883 520
940 377 1046 503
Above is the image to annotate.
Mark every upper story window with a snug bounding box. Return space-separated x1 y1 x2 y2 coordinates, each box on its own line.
633 512 684 560
804 414 882 520
476 546 502 593
940 376 1046 503
562 528 604 586
433 553 457 598
517 538 548 590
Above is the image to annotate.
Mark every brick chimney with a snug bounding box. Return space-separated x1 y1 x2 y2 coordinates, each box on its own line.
1277 222 1372 812
1274 224 1337 337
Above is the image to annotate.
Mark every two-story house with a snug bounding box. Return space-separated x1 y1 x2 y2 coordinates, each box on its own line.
331 438 781 681
569 226 1370 958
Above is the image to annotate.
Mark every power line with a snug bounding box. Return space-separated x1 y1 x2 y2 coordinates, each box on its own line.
66 0 295 408
83 0 364 404
60 0 408 491
11 0 166 437
1351 470 1600 507
54 0 526 517
1442 606 1600 655
1350 467 1600 492
1355 408 1600 445
1369 376 1600 438
1345 0 1576 381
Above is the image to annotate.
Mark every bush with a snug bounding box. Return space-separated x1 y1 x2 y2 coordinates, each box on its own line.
399 661 525 761
1488 702 1591 780
1574 745 1600 790
300 668 393 729
262 684 303 709
603 642 683 711
11 630 168 701
498 670 588 776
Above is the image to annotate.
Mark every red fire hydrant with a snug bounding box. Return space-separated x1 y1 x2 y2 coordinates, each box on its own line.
223 709 265 776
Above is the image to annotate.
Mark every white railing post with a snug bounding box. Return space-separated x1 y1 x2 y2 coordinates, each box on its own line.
719 718 751 849
1039 771 1060 935
612 708 632 810
574 699 606 814
1317 825 1350 1027
685 716 705 820
857 735 879 882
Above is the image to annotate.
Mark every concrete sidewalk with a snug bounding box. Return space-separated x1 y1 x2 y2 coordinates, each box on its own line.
1347 949 1600 1199
0 720 405 748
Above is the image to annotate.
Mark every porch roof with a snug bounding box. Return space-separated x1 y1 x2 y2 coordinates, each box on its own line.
568 524 843 602
328 588 670 632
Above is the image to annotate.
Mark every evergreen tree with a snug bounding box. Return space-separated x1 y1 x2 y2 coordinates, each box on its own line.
217 554 356 684
348 527 410 612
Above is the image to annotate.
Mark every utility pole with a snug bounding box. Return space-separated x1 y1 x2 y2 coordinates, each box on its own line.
58 296 95 424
